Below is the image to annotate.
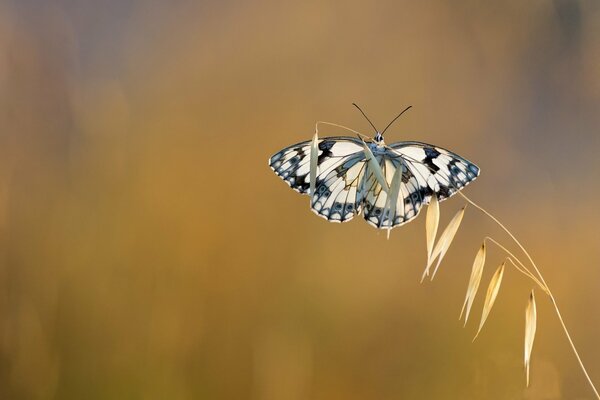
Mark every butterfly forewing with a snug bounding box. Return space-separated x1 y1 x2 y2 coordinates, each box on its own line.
391 142 480 200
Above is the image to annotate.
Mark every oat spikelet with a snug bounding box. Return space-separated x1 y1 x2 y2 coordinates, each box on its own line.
473 262 505 340
385 163 403 239
425 193 440 268
460 242 486 324
423 206 466 281
362 142 389 193
309 131 319 199
525 290 537 387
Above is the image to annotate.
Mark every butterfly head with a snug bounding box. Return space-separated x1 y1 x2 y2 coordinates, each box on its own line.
374 132 385 144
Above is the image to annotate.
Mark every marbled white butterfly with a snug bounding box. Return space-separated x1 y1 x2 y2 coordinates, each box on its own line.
269 105 479 229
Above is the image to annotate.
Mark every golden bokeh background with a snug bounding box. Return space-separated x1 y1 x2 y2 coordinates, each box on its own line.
1 1 600 399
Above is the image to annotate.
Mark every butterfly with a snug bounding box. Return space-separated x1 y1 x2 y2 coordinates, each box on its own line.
268 105 480 230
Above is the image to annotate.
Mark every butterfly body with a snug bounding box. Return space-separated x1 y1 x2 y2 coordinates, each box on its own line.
269 136 479 230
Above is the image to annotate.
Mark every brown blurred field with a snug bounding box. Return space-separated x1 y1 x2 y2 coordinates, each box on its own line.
1 1 600 399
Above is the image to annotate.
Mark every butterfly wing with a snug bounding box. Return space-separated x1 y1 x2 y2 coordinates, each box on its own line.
269 137 367 222
390 141 480 200
361 154 430 228
362 142 479 229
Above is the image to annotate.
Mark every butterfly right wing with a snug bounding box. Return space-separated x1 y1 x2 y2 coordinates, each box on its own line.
361 141 480 229
269 137 368 222
390 141 480 200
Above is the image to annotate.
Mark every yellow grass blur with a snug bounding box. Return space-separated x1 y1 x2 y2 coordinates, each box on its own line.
1 1 600 399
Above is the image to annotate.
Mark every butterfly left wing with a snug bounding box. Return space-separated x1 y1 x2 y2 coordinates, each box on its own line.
269 137 367 222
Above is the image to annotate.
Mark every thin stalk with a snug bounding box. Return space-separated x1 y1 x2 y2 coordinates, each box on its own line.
315 121 366 138
459 192 600 399
483 237 548 294
504 258 548 295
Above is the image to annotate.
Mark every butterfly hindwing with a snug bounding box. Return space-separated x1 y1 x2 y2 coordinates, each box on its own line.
362 155 432 228
311 151 367 222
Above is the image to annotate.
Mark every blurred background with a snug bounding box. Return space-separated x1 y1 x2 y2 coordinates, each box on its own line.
1 0 599 399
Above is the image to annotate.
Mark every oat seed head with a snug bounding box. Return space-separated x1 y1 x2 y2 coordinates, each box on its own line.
460 242 486 325
473 262 505 340
361 142 389 193
425 206 466 280
385 162 403 239
525 289 537 387
425 193 440 269
309 131 319 199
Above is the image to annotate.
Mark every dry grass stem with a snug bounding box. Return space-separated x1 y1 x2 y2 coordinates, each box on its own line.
309 131 318 199
425 193 440 267
457 192 600 399
525 290 537 387
385 162 403 239
473 262 505 340
314 120 364 138
505 258 548 295
483 236 548 294
460 242 486 324
361 142 389 193
402 152 597 396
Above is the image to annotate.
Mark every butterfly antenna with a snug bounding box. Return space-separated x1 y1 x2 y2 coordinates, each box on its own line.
381 105 412 135
352 103 379 134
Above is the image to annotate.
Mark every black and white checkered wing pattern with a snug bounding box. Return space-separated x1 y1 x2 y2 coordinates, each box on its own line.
390 141 480 201
361 155 431 228
269 137 367 222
